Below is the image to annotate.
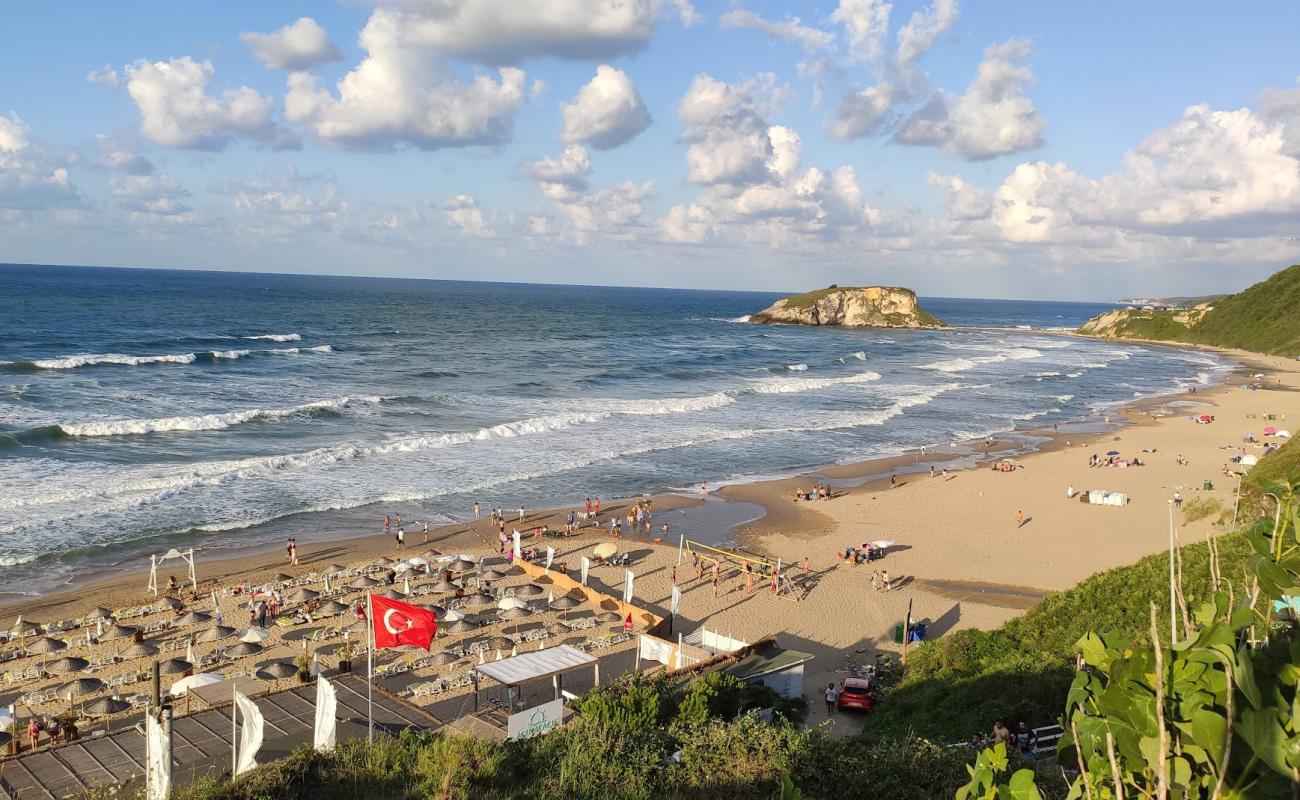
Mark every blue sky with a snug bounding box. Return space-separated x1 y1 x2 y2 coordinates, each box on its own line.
2 1 1298 300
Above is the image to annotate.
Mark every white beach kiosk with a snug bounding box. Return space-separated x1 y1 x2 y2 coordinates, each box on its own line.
147 547 198 596
468 644 597 740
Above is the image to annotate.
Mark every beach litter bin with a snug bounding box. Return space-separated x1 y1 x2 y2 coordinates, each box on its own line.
1203 480 1213 491
893 623 905 645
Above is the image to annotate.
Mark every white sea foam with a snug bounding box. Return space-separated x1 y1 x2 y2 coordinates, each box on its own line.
210 349 252 359
1056 394 1075 402
918 347 1043 373
29 352 198 369
307 345 333 353
851 351 867 360
1032 371 1061 378
244 333 301 342
58 396 389 437
1066 371 1083 378
747 371 882 395
787 363 808 371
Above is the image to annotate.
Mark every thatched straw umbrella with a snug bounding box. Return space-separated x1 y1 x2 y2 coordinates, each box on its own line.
157 658 192 676
288 588 320 604
44 655 89 674
596 611 623 623
254 661 298 681
101 624 138 642
514 583 545 598
118 642 159 659
224 642 263 657
350 575 380 589
83 697 130 716
318 600 349 616
196 625 235 643
175 611 211 626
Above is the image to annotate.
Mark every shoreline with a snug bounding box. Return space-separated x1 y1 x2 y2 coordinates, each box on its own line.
0 338 1259 623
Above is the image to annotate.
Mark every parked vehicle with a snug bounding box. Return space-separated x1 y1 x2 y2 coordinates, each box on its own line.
836 677 874 712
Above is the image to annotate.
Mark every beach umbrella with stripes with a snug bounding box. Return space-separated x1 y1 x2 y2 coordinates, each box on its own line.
157 658 192 675
175 611 211 626
196 625 235 642
119 642 159 659
101 624 138 641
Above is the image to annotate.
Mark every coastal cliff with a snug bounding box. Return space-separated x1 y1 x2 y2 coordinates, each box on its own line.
1075 263 1300 355
751 286 946 328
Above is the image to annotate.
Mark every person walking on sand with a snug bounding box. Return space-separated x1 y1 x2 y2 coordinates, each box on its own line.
383 515 390 535
474 502 480 520
890 474 897 488
712 562 720 597
929 465 935 478
870 570 879 592
825 683 838 715
1016 510 1024 528
518 507 525 522
422 521 429 544
395 525 404 549
498 529 508 554
594 497 601 516
801 557 811 578
881 570 891 591
1173 491 1183 509
745 562 755 592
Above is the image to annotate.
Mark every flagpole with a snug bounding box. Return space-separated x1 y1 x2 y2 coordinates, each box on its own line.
366 591 374 744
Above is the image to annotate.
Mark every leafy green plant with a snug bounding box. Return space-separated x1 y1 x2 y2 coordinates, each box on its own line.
960 477 1300 799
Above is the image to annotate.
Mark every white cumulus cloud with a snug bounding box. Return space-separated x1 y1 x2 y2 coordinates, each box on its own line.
926 170 991 220
561 65 652 150
444 193 493 237
86 64 120 88
0 113 82 210
284 10 526 151
828 83 897 139
832 0 893 62
719 9 833 53
896 0 958 89
897 38 1044 160
376 0 694 65
125 56 295 150
240 17 343 71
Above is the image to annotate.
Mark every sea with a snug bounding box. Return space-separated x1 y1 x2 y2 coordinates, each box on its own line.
0 264 1234 597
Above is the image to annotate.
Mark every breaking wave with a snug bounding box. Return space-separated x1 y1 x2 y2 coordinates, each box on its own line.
243 333 301 342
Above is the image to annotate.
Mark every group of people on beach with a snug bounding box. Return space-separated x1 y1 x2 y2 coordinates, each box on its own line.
791 483 832 502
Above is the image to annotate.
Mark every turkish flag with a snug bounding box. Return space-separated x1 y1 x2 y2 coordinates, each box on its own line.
370 594 436 651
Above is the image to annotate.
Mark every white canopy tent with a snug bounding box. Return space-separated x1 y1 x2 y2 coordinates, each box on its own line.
148 548 198 596
471 644 597 712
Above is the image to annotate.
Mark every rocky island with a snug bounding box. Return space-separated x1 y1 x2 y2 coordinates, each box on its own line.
750 285 946 328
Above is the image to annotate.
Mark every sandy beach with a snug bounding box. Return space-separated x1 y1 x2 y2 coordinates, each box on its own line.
3 344 1297 739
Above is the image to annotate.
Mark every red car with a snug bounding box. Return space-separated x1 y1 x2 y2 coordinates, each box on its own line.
837 678 874 712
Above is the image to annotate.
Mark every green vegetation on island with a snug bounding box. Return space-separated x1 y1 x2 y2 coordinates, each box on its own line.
1078 264 1300 356
751 285 947 328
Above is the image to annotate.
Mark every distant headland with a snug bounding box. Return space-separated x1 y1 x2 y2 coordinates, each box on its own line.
750 285 947 328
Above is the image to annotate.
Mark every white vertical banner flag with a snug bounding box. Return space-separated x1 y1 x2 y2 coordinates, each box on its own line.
145 712 170 800
671 584 682 617
314 675 338 753
623 569 635 604
211 591 223 626
544 546 555 573
580 557 590 586
512 530 522 559
185 639 195 666
324 573 331 593
234 689 264 775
